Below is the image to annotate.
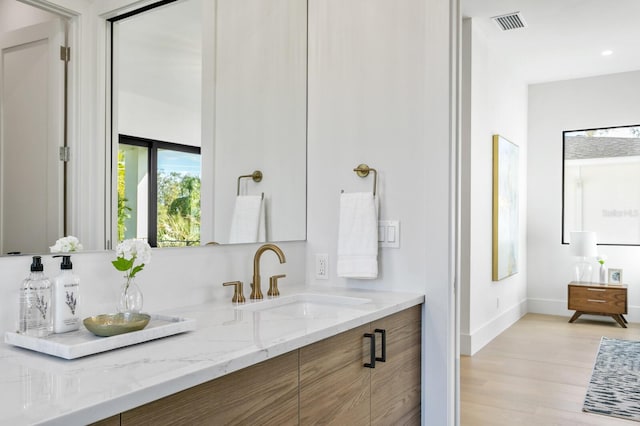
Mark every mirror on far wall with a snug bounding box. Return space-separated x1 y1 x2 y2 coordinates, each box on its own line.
563 124 640 246
111 0 307 248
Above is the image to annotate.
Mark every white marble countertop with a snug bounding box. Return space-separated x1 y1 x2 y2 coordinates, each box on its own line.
0 286 424 425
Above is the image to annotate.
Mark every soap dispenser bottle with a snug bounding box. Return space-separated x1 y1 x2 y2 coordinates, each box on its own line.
52 255 80 333
19 256 53 337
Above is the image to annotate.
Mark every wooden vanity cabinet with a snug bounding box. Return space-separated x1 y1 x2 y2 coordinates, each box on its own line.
300 305 422 425
97 305 422 426
299 324 372 424
371 305 422 425
120 351 298 426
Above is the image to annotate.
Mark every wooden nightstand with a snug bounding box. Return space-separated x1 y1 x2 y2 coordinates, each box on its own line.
568 282 628 328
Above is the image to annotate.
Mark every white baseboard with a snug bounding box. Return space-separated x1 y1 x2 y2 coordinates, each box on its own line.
527 298 570 316
460 299 527 356
528 298 640 324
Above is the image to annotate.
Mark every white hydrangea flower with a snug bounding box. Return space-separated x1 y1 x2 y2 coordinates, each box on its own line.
116 239 152 265
50 236 83 253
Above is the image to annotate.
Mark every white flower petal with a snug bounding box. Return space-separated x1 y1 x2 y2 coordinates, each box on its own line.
114 239 152 271
51 236 83 253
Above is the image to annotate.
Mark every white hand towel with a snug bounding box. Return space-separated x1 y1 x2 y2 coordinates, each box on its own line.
337 192 379 279
257 197 266 243
229 195 265 243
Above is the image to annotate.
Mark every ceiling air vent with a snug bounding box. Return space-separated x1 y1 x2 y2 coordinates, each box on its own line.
492 12 527 31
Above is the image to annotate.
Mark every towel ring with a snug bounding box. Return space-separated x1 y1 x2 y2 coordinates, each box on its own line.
237 170 263 195
353 164 377 196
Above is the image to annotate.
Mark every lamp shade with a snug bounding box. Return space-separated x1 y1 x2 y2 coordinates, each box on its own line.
569 231 598 257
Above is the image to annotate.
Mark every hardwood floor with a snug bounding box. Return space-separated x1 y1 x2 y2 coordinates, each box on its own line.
461 313 640 425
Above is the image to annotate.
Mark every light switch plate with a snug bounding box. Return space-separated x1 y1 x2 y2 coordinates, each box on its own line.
378 220 400 248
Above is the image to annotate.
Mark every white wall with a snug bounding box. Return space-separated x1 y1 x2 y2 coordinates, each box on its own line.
528 70 640 318
306 0 456 423
460 18 528 355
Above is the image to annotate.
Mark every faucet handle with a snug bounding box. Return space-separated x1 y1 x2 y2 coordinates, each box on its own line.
223 281 246 304
268 274 286 297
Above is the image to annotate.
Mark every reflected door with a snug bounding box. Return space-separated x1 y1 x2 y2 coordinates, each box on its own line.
0 20 65 255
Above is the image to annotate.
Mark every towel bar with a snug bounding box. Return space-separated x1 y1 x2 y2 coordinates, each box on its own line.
346 164 377 196
237 170 263 195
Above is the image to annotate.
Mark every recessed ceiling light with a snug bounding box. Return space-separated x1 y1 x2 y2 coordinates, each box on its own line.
601 50 613 56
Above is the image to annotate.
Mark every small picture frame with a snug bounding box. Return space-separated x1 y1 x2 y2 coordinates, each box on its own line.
608 268 623 284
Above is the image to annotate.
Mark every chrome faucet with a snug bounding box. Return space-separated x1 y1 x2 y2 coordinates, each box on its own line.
251 243 286 299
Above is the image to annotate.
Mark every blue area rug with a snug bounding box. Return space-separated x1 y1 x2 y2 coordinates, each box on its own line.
583 337 640 422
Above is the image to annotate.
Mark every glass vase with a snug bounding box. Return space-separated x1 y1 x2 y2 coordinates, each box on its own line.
118 279 143 313
599 264 607 284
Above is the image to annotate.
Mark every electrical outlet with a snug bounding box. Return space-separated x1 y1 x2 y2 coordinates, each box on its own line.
497 297 500 309
316 254 329 279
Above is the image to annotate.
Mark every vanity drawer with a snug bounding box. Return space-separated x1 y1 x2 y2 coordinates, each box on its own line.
568 285 627 314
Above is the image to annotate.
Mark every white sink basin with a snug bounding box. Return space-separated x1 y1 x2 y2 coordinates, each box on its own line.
236 293 371 318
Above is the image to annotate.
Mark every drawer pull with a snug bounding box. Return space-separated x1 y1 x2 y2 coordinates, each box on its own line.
587 299 606 303
364 333 376 369
374 329 386 362
587 288 606 292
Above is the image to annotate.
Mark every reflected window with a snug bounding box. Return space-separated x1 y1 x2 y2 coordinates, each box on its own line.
563 124 640 245
118 135 201 247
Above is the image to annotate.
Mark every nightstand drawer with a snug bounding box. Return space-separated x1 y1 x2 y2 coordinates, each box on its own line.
568 285 627 314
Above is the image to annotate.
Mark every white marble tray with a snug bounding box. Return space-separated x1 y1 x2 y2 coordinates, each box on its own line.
4 314 196 360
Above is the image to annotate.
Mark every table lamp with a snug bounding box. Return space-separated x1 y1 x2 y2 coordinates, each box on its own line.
570 231 597 282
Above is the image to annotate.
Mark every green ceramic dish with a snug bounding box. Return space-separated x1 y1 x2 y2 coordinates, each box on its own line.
83 313 151 337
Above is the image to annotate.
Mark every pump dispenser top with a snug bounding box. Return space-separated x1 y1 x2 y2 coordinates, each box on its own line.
55 255 73 270
30 256 44 272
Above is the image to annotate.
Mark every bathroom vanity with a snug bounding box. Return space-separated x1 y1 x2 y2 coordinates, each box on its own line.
0 287 424 425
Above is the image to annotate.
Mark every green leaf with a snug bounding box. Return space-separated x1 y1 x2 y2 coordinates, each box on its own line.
112 257 134 272
130 264 145 278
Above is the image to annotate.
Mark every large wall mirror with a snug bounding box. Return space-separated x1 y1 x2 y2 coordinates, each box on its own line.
563 124 640 245
110 0 307 248
0 0 307 255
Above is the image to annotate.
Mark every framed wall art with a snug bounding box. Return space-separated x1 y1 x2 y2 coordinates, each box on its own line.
492 134 519 281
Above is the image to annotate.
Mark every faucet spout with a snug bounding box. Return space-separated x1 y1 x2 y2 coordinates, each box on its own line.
251 244 286 299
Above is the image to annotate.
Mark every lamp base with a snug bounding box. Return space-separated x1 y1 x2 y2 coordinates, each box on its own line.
574 258 593 282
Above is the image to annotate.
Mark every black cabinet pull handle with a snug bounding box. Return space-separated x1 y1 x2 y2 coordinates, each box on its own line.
364 333 376 368
374 328 386 362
